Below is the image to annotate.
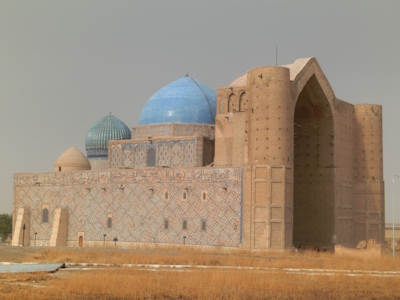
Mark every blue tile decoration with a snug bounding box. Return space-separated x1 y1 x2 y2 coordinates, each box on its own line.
138 76 217 125
86 114 131 158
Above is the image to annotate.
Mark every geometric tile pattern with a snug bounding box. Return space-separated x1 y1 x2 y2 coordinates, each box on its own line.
134 143 146 168
158 141 170 166
122 144 134 168
13 167 243 247
132 123 215 140
171 141 183 166
184 140 196 165
110 144 122 168
109 136 204 169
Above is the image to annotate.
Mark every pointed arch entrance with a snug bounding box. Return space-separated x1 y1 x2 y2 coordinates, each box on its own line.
293 74 335 247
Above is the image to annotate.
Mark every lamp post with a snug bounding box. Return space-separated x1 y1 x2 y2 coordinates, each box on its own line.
183 236 186 246
103 234 106 246
22 224 26 246
393 175 399 259
34 232 37 246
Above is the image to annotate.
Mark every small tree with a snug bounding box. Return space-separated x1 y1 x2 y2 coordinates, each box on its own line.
0 214 12 243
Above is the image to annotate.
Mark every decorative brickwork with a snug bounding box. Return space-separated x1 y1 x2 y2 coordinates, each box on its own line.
14 168 243 247
132 123 215 140
109 136 207 169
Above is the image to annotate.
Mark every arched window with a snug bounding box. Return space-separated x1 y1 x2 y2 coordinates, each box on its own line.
201 220 206 231
42 208 49 223
202 192 207 200
165 191 169 200
183 192 187 200
58 166 61 172
228 94 237 112
107 217 112 228
164 219 169 230
182 220 187 230
220 100 224 114
239 92 248 112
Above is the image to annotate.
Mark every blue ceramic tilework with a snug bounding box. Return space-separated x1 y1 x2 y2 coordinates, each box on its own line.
14 168 243 247
86 114 131 157
138 76 217 125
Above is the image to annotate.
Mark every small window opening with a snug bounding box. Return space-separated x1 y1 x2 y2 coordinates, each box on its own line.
201 220 206 231
58 166 61 171
42 208 49 223
202 192 206 200
183 192 187 200
107 217 112 228
164 219 169 230
183 220 187 230
165 191 169 200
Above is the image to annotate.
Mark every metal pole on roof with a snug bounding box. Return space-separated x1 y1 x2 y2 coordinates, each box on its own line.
392 175 399 259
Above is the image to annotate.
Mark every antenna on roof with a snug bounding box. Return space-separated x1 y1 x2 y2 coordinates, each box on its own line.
185 72 189 77
276 46 278 66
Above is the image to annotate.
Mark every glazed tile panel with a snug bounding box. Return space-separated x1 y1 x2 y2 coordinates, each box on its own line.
14 168 243 247
109 138 204 168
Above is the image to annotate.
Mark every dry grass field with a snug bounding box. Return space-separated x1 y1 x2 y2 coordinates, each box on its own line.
1 245 400 299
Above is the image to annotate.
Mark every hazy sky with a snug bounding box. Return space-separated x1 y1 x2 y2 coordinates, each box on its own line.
1 1 400 222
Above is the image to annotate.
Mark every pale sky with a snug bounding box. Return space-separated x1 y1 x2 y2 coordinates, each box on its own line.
1 1 400 222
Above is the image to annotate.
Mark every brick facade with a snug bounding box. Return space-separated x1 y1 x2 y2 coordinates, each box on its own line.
13 168 242 247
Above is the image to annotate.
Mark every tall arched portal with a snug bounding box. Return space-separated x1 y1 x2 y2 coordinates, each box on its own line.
293 74 335 247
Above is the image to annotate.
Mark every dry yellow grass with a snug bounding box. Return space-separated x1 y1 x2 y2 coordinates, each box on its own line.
1 246 400 299
24 245 400 271
1 268 400 300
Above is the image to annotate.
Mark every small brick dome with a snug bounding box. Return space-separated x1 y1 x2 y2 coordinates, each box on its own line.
54 146 91 172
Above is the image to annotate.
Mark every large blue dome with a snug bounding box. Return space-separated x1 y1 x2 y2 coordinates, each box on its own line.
85 114 131 158
138 76 217 125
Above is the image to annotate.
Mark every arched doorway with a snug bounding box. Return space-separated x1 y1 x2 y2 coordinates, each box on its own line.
79 236 83 247
293 74 334 247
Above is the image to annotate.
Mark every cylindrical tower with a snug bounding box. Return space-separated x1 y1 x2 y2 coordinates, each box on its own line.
247 66 292 167
354 104 384 243
354 104 383 181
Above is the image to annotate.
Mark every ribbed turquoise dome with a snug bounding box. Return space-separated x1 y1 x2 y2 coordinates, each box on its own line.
138 76 217 125
85 114 131 158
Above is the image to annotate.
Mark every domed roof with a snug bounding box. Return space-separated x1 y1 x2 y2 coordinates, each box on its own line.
138 75 217 125
230 72 247 87
85 114 131 156
54 146 91 172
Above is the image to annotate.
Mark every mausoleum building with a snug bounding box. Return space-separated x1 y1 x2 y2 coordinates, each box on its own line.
12 58 385 250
